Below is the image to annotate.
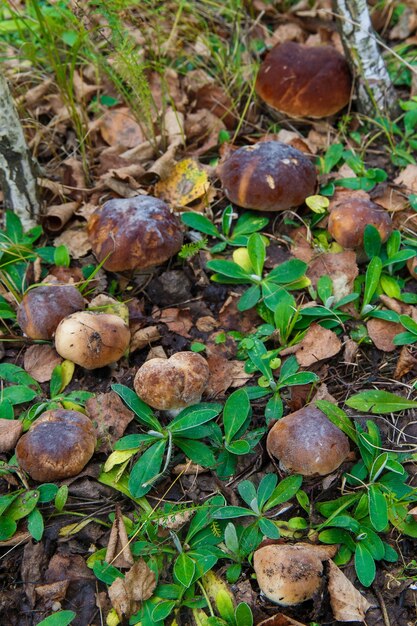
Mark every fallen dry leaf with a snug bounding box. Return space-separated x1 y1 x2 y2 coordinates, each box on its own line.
86 392 134 453
308 251 358 300
409 506 417 521
256 614 307 626
108 559 156 619
54 221 91 258
105 506 134 569
156 307 193 338
155 158 211 209
23 344 62 383
327 559 372 622
130 325 161 353
367 318 404 352
394 163 417 194
282 323 342 366
99 107 145 148
0 419 22 453
394 346 417 379
42 201 80 233
206 353 253 398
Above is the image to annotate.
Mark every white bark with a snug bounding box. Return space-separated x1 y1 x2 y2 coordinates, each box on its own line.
333 0 397 116
0 72 39 229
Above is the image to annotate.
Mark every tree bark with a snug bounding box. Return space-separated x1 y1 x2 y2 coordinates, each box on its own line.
333 0 397 116
0 71 39 230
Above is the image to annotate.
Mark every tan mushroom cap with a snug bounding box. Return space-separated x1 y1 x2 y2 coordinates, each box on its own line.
17 284 85 340
134 352 210 411
255 42 352 118
219 141 317 212
16 409 96 482
54 311 131 369
87 195 183 272
254 543 337 605
328 198 392 249
267 405 350 476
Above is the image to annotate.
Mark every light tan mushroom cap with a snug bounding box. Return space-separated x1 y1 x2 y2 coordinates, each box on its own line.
134 352 210 410
267 406 349 476
254 543 336 605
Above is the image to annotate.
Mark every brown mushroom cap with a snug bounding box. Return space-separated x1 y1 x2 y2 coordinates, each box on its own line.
267 405 349 476
134 352 210 411
16 409 96 481
87 195 183 272
54 311 131 369
17 284 85 340
328 198 392 249
219 141 317 212
255 42 352 118
254 543 335 605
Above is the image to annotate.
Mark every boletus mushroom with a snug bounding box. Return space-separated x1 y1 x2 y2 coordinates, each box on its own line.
134 351 210 413
255 42 352 118
87 195 183 272
16 409 96 481
54 311 130 369
17 284 85 340
253 543 337 605
328 197 392 250
219 141 317 211
267 405 350 476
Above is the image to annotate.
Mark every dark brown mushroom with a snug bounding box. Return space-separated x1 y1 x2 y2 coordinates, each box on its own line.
267 405 350 476
87 195 183 272
255 42 352 118
328 197 392 249
16 409 96 481
219 141 317 211
17 284 85 340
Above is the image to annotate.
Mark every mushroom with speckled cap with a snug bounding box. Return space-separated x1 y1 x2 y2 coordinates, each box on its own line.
219 141 317 212
87 195 183 272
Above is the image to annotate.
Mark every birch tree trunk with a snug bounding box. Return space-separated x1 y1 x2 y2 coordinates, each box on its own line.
0 71 39 230
333 0 397 116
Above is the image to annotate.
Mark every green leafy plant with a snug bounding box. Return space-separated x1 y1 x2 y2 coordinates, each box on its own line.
221 522 261 583
394 314 417 345
319 145 388 195
108 385 222 497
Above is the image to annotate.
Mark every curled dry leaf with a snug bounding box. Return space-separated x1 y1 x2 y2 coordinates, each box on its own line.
327 559 372 622
54 222 91 259
42 201 80 233
0 419 22 453
394 346 417 379
23 345 62 383
281 323 342 367
156 307 193 338
108 559 156 619
130 325 161 353
86 392 134 453
105 506 134 569
366 318 404 352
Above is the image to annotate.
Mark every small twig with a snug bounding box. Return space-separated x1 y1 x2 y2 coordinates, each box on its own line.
372 583 391 626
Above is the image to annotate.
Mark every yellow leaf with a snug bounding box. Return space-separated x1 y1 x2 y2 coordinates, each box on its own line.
232 248 253 272
61 401 86 413
305 194 330 214
59 518 93 537
106 609 121 626
104 449 137 473
60 360 75 392
155 158 210 209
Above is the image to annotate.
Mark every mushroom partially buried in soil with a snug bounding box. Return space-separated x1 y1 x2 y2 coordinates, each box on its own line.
17 284 85 340
16 409 96 481
134 351 210 414
328 197 392 250
267 405 350 476
253 543 337 605
255 42 352 119
87 195 183 272
219 141 317 212
54 311 131 369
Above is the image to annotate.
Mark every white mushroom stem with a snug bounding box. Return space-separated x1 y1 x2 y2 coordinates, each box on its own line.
333 0 397 116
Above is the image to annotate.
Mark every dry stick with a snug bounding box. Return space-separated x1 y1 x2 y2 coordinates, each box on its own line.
0 71 40 229
372 583 391 626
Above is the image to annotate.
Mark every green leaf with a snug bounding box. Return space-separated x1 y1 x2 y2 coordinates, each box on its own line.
264 475 303 511
93 560 124 585
258 517 280 539
362 256 382 310
359 526 385 560
368 485 388 532
247 233 265 276
212 506 253 519
346 390 417 413
5 210 23 242
170 403 222 433
237 285 261 311
257 474 278 510
54 245 71 267
0 399 14 420
316 400 358 444
383 542 398 562
181 212 220 237
174 552 195 588
265 394 283 422
54 485 69 512
233 213 269 237
175 439 215 467
36 611 77 626
398 314 417 336
6 490 39 520
235 603 253 626
268 259 307 284
28 507 44 541
272 289 297 340
206 259 251 280
379 274 401 299
38 484 59 503
49 365 64 398
355 543 376 587
0 364 40 390
363 224 381 258
223 388 250 443
278 372 319 387
152 600 176 621
111 384 161 430
369 453 388 482
128 440 166 498
238 480 258 508
0 517 17 540
225 440 251 455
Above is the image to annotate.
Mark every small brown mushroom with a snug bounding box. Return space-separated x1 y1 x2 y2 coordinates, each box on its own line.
255 42 352 118
267 405 350 476
328 198 392 250
219 141 317 212
16 409 96 481
17 284 85 340
134 352 209 412
254 543 337 605
54 311 130 369
87 195 183 272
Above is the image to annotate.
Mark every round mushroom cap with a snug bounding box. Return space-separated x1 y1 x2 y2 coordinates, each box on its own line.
328 198 392 249
54 311 131 369
256 42 352 118
87 195 183 272
219 141 317 212
267 405 350 476
254 544 328 605
17 284 85 340
16 409 96 481
134 352 210 411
